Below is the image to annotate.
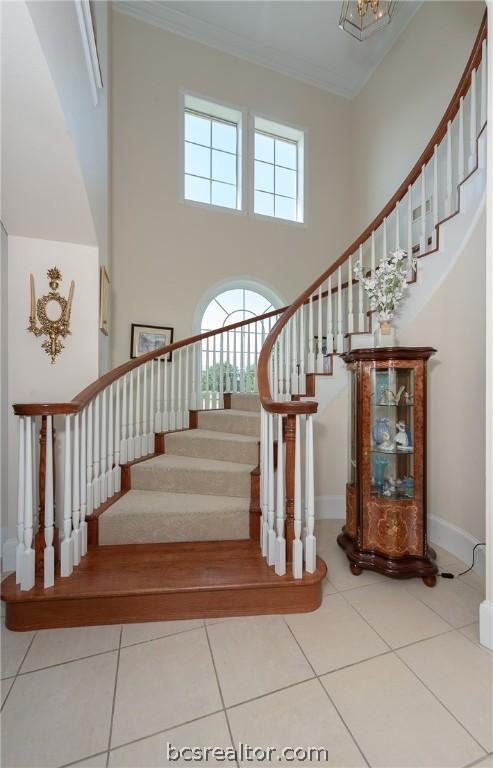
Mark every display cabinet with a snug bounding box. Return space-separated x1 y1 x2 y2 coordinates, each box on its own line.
338 347 438 586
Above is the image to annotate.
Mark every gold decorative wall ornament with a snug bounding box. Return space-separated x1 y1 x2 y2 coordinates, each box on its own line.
28 268 75 364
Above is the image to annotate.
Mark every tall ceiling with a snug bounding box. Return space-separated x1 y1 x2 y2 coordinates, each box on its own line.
114 0 423 99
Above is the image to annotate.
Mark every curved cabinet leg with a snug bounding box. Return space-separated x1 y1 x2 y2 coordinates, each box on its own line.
423 574 437 587
350 563 363 576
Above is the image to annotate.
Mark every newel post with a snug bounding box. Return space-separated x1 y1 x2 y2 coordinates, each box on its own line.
284 414 296 562
34 416 58 580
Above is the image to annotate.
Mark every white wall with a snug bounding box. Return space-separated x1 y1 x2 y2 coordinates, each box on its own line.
0 225 8 555
110 10 355 366
351 1 485 233
27 0 112 371
3 236 99 559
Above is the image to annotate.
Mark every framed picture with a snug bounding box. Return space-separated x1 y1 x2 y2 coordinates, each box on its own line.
313 335 331 373
130 324 174 361
99 266 110 336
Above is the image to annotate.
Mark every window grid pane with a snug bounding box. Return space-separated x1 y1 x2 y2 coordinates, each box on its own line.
184 108 239 210
254 129 299 222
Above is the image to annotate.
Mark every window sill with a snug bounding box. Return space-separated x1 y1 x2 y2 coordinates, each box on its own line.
251 211 307 229
181 197 246 216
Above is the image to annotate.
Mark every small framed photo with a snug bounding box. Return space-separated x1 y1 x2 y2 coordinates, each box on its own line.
99 266 110 336
130 324 174 361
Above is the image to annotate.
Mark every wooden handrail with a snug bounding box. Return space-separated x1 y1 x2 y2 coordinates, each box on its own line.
13 306 284 416
258 11 487 416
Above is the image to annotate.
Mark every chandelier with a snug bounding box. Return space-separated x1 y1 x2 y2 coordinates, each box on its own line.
339 0 396 41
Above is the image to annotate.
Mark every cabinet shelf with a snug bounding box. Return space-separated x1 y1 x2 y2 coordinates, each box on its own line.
371 448 414 456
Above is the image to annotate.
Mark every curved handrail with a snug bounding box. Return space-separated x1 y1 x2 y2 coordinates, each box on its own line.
257 11 487 416
13 305 284 416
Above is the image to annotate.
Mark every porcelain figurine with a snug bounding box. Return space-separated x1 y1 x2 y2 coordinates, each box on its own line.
379 388 397 405
380 430 395 452
395 420 412 450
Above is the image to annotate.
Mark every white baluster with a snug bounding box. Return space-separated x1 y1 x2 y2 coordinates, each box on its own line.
254 322 259 392
395 201 400 250
61 414 73 577
446 120 453 216
204 336 210 410
120 375 128 465
107 384 114 495
128 373 135 462
261 408 269 556
100 388 108 502
163 355 170 431
80 408 88 557
433 144 438 248
21 416 35 590
134 367 141 459
347 254 354 334
420 164 426 254
275 414 286 576
469 67 477 172
299 305 306 394
285 322 291 399
185 345 190 428
219 333 224 407
316 286 324 372
358 244 365 332
142 364 148 456
279 327 285 398
382 216 387 261
458 96 465 184
371 231 376 275
273 334 279 401
72 412 81 566
233 327 237 393
114 381 122 492
307 294 315 373
93 393 101 505
155 354 162 433
170 355 176 430
32 418 38 537
149 361 155 453
293 414 302 579
481 40 487 128
44 415 55 587
190 338 198 409
291 312 299 394
267 412 276 565
177 348 183 427
16 417 25 584
240 327 245 393
246 322 251 393
304 414 316 573
326 276 334 353
336 266 344 353
87 400 94 515
407 184 413 275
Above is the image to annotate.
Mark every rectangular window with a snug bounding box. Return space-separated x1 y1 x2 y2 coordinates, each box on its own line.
254 117 304 223
183 94 242 211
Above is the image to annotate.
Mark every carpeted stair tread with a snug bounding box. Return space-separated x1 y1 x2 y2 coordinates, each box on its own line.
164 429 259 464
197 409 260 437
229 393 261 412
131 453 255 497
99 490 249 544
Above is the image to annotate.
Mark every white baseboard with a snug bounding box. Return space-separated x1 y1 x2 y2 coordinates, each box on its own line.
480 601 493 650
428 514 485 577
315 495 345 520
2 536 17 572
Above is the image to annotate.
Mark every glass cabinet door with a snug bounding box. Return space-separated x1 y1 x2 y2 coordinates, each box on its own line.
369 364 415 500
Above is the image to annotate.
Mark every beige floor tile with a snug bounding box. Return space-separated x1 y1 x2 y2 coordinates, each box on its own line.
1 652 117 767
121 619 204 647
322 653 485 768
228 678 365 767
21 624 121 673
429 542 467 570
343 582 452 648
71 754 108 767
472 755 493 767
1 676 14 707
459 571 486 595
111 628 221 748
285 593 389 674
322 577 337 595
317 536 387 592
398 631 493 752
109 712 233 767
405 576 482 628
460 623 493 654
207 615 313 707
1 626 35 678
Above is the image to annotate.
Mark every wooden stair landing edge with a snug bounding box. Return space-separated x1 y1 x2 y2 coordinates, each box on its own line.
2 540 327 631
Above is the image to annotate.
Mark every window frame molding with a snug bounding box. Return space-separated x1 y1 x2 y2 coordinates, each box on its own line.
178 89 247 216
249 111 308 228
193 276 285 334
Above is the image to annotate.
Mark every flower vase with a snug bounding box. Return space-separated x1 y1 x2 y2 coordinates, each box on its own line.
374 320 396 348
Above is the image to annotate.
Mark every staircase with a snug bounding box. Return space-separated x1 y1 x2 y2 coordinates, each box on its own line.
1 14 487 631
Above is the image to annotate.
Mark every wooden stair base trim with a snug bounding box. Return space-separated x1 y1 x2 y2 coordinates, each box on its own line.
1 541 326 630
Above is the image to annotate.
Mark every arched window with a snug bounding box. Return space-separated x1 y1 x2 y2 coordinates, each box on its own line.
198 282 283 400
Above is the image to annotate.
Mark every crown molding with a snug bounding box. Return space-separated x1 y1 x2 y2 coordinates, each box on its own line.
113 1 358 99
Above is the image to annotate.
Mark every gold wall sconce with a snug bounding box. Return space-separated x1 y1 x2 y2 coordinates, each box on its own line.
28 267 75 364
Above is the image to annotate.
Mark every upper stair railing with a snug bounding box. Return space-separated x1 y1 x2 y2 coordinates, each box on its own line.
12 309 284 591
256 13 487 580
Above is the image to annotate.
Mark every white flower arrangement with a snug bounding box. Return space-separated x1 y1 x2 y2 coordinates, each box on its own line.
354 248 417 322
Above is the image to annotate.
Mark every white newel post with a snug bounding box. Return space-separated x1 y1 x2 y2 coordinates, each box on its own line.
304 414 316 573
293 414 302 579
72 412 81 567
44 415 55 587
16 417 25 584
275 414 286 576
61 414 73 577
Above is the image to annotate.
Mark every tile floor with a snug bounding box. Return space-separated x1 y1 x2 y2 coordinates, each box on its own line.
1 520 492 768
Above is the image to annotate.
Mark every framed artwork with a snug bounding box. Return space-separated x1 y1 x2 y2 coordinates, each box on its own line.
99 266 110 336
130 324 174 361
